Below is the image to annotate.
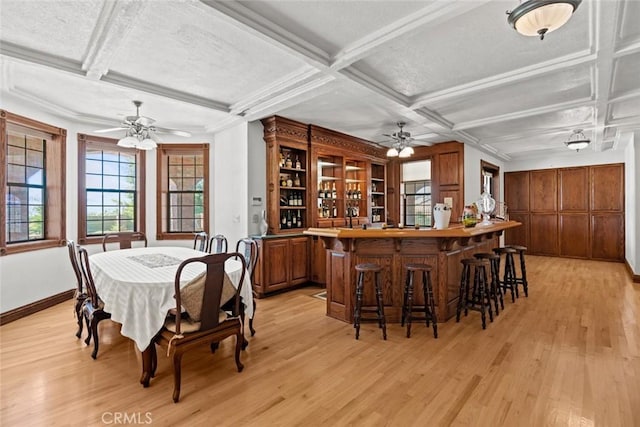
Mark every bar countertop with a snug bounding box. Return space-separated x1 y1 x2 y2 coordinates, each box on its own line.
303 220 521 239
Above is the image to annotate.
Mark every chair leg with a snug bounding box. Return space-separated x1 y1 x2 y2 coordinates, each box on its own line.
235 332 244 373
374 273 387 340
249 298 256 336
84 313 92 346
354 273 364 340
90 316 100 359
520 253 529 297
172 352 184 403
150 343 157 378
405 271 414 338
75 298 85 339
456 265 468 322
425 272 438 339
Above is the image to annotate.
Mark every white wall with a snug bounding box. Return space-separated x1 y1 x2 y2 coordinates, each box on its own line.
247 120 267 236
212 122 249 248
625 132 639 275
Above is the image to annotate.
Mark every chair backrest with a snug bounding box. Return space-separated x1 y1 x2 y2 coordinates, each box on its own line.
193 232 209 252
173 252 246 334
235 238 259 281
77 247 101 307
102 231 147 252
66 240 84 295
208 234 228 254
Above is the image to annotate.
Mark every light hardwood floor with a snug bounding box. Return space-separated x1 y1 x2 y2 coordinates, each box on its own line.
1 256 638 426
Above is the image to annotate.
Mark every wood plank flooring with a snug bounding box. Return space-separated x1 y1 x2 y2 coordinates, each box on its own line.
1 256 639 426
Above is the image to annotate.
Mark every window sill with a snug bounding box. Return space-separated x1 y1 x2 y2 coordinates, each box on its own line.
1 239 66 256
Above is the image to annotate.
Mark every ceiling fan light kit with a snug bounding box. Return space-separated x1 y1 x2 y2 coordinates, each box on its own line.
96 100 191 150
564 129 590 151
507 0 582 40
384 121 415 158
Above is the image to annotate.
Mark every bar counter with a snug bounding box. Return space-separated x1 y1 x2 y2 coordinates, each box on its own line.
304 220 521 323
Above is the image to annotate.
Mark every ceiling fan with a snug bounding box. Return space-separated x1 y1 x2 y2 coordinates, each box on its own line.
383 121 415 158
94 100 192 150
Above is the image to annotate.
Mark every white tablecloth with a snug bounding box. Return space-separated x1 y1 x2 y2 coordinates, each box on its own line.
89 247 254 352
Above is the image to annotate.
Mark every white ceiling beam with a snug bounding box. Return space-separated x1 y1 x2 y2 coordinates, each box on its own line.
592 0 620 151
330 1 492 71
411 50 595 108
199 0 330 69
229 66 322 115
0 41 84 76
101 71 229 112
453 97 594 131
82 0 148 80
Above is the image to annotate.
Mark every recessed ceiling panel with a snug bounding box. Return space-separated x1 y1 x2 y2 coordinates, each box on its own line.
618 0 640 46
2 59 227 131
432 63 593 124
0 0 103 61
238 1 431 55
354 1 591 97
609 96 640 122
467 106 594 140
108 2 306 104
611 52 640 98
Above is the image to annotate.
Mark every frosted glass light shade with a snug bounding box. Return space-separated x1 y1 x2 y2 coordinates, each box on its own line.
117 136 138 148
386 147 399 157
508 0 581 40
138 138 157 150
399 146 414 158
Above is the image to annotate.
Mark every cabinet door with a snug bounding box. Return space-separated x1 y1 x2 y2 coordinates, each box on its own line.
311 236 326 284
290 237 310 284
559 213 590 258
264 239 289 291
505 171 530 212
591 164 624 211
530 213 558 255
559 167 588 211
530 169 557 212
591 214 624 261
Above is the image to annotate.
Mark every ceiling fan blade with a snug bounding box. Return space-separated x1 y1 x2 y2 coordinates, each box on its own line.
153 126 192 138
134 116 155 127
93 127 128 133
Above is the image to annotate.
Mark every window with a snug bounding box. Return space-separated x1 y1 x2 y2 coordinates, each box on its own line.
401 160 432 227
77 134 145 245
156 144 209 241
1 110 66 255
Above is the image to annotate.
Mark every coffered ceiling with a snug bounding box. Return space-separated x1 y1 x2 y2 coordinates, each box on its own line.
1 0 638 161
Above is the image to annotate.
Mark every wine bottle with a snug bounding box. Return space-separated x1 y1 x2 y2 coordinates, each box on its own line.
356 184 362 200
281 213 287 229
346 183 351 199
294 173 301 187
296 210 302 228
286 211 292 229
319 182 323 199
332 182 337 199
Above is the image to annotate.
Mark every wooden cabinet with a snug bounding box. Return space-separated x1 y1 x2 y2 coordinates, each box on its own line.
262 116 309 235
254 236 310 296
505 163 624 262
370 162 386 223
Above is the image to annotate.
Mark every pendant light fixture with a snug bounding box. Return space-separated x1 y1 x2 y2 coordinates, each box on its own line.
507 0 582 40
564 129 590 151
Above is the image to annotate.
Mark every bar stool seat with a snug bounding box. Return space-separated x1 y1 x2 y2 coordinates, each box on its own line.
353 263 387 340
507 245 529 297
401 263 437 339
456 258 493 329
473 252 504 315
492 247 518 302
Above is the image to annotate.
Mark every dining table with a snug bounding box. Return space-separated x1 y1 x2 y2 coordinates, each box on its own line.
89 246 254 386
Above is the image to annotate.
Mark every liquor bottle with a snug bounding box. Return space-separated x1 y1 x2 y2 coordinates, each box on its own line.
286 211 292 228
324 183 330 199
332 204 337 218
296 210 302 228
293 173 301 187
356 184 362 200
332 182 337 199
318 182 323 199
346 183 352 199
281 213 287 229
285 153 293 168
286 175 293 187
295 155 301 170
281 175 287 187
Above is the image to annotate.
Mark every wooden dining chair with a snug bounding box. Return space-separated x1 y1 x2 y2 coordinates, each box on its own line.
235 238 259 336
193 231 208 252
102 231 147 252
152 252 246 403
77 247 112 359
208 234 228 254
67 240 87 339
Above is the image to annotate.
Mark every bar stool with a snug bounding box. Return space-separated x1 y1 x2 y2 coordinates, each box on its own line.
401 264 437 339
456 258 493 329
507 245 529 297
473 252 504 315
353 263 387 340
492 247 518 302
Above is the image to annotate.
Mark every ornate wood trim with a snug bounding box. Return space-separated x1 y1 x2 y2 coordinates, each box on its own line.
309 124 386 158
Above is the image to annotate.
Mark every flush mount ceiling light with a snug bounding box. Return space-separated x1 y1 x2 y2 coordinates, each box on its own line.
94 100 191 150
507 0 582 40
384 122 414 158
565 129 590 151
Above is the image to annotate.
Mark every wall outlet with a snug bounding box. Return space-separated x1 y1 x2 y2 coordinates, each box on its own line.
252 214 259 224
